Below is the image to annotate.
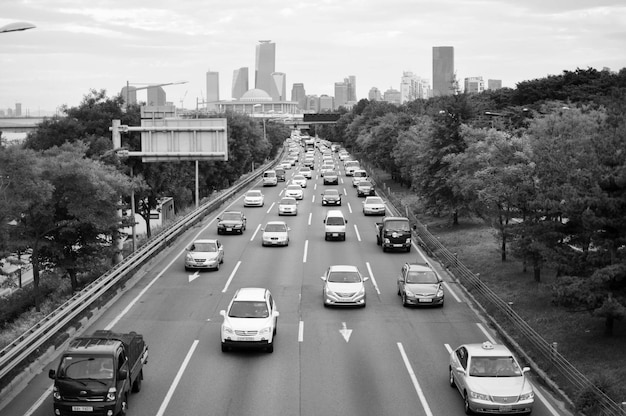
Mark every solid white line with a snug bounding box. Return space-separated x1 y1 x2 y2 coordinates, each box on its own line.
442 281 462 302
413 241 462 303
222 260 241 293
397 342 434 416
298 321 304 342
155 340 199 416
365 262 381 295
476 323 496 343
250 223 261 242
533 386 563 416
23 384 53 416
354 224 361 242
303 240 309 263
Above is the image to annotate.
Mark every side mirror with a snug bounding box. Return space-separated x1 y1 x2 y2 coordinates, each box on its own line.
345 219 348 223
273 311 280 317
219 310 226 317
48 369 56 379
320 275 327 281
522 367 531 373
118 369 128 381
217 217 222 221
363 276 370 281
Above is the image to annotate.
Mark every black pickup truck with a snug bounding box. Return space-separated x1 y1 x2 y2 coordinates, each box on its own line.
375 216 412 252
49 330 148 416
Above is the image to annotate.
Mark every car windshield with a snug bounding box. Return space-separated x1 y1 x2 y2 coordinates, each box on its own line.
221 212 241 221
359 180 372 186
280 198 296 205
192 242 217 252
58 356 114 380
469 356 522 377
294 175 305 180
366 197 383 204
287 185 301 190
406 270 438 284
328 271 361 283
386 220 410 231
326 217 344 225
228 301 269 318
326 171 337 176
265 224 286 232
247 191 261 197
324 190 339 196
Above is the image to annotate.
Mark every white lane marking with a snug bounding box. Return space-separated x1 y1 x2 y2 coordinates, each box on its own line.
476 323 496 343
343 187 348 196
303 240 308 263
347 202 352 214
250 223 262 242
397 342 435 416
23 385 53 416
354 224 361 242
298 321 304 342
155 340 199 416
308 212 312 226
314 183 317 190
312 195 316 204
442 281 462 302
222 261 241 293
188 271 200 283
365 262 381 295
266 202 275 214
339 322 352 342
444 343 453 354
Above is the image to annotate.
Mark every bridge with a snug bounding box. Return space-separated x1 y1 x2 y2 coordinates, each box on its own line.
0 116 46 132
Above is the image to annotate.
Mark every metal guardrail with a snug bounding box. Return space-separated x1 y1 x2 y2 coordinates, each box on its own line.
368 166 626 416
0 155 278 386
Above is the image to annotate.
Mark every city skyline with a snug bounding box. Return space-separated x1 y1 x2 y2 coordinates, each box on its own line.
2 1 625 114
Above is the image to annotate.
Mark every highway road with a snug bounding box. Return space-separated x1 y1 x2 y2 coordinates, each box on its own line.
2 148 570 416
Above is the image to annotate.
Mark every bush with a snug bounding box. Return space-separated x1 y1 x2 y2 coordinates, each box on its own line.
573 372 621 415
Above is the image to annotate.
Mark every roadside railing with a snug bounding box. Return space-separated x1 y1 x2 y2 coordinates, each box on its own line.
0 154 280 390
368 166 626 416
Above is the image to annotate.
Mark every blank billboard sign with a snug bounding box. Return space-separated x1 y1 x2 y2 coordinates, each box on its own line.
140 118 228 162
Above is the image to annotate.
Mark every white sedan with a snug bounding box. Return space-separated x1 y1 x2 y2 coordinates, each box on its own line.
261 221 290 246
243 190 264 207
291 174 308 188
362 196 386 215
284 184 304 200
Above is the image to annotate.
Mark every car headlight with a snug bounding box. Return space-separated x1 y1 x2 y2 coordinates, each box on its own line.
222 326 233 335
384 238 390 244
469 391 491 401
106 387 117 401
185 254 193 261
356 286 365 296
259 327 272 336
519 391 534 401
405 238 411 244
436 287 444 297
404 289 415 297
52 386 60 400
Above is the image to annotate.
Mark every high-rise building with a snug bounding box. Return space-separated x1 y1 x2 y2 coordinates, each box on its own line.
432 46 455 96
147 86 166 106
255 40 276 95
291 83 306 109
232 67 249 99
15 103 22 117
464 76 485 94
368 87 382 101
319 94 334 111
270 72 286 101
206 70 219 102
121 86 137 106
306 95 319 112
383 88 401 105
334 82 349 108
487 79 502 90
347 75 357 102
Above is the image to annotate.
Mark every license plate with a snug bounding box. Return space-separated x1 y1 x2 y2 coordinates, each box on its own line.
418 298 433 303
237 336 255 341
499 406 512 412
393 244 403 247
72 406 93 412
332 233 338 237
226 228 232 232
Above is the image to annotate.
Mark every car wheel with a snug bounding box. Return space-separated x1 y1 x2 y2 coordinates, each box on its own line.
464 392 473 414
131 370 143 392
217 229 222 235
382 246 387 252
407 245 411 252
449 367 456 387
266 343 274 353
215 262 220 271
402 293 409 307
221 343 228 353
324 235 328 241
119 394 128 416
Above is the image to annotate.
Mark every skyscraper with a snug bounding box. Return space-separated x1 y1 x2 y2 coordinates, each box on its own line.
334 82 348 108
232 67 249 99
255 40 276 95
291 83 306 109
206 70 219 102
432 46 455 96
487 79 502 90
464 76 484 94
147 86 166 106
347 75 357 102
270 72 286 101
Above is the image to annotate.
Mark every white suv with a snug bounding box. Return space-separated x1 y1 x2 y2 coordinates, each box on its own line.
220 288 279 353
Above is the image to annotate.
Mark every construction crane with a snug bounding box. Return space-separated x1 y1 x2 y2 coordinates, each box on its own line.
179 90 188 110
124 80 188 108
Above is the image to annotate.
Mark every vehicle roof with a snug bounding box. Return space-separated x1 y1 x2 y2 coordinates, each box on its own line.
463 342 515 358
323 189 339 194
287 184 302 189
325 209 345 216
384 216 409 221
247 190 262 194
328 265 359 272
233 287 269 301
405 262 433 272
365 196 383 202
222 210 243 215
266 220 287 225
193 238 218 244
280 197 296 202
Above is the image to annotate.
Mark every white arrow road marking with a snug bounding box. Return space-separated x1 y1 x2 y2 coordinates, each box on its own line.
339 322 352 342
188 271 200 283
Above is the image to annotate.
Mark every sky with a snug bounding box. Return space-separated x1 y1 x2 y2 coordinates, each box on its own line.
1 0 625 116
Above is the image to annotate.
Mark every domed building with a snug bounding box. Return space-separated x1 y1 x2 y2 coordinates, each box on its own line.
213 88 300 116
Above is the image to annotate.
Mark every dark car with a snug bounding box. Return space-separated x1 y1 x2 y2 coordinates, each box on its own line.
321 189 342 206
323 170 339 185
217 211 247 234
356 179 375 197
275 168 286 182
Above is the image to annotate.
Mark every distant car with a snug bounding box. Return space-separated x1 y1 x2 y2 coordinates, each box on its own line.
262 170 278 186
285 184 304 200
243 190 264 207
299 166 313 179
303 157 315 168
261 221 290 246
220 287 279 353
362 196 386 216
320 265 368 307
449 341 534 414
278 197 298 216
397 262 444 307
275 168 286 182
356 179 375 197
279 161 292 170
323 170 339 185
320 164 335 177
351 169 368 187
291 174 308 188
321 189 342 206
184 239 224 271
217 211 247 234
